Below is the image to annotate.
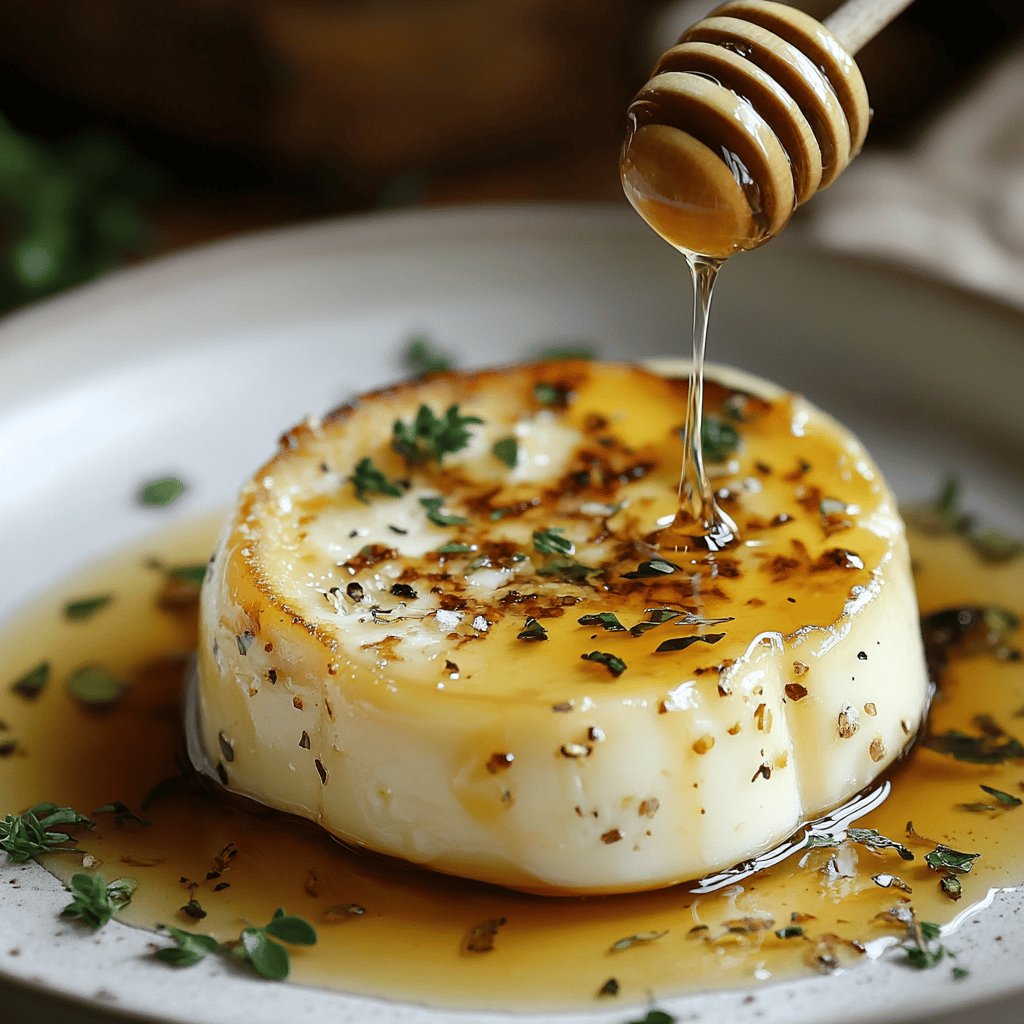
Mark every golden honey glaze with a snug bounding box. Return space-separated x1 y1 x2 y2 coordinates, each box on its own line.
0 516 1021 1012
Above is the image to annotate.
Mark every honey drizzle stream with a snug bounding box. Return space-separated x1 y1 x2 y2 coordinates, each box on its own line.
662 254 738 553
0 520 1022 1012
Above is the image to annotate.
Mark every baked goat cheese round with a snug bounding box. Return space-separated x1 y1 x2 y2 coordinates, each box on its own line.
196 360 930 895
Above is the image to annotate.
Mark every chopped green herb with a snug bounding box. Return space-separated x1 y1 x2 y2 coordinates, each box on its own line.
622 559 681 579
533 381 569 407
952 965 970 980
980 784 1022 807
577 612 626 632
924 845 979 875
806 827 914 861
63 594 113 621
492 436 518 469
775 925 805 938
436 542 474 555
166 564 208 587
517 617 548 642
533 527 575 557
923 729 1024 764
351 457 402 502
181 897 207 920
404 335 453 376
903 919 951 970
581 651 627 677
419 495 468 527
846 827 915 861
61 872 136 929
609 929 669 952
0 803 92 861
138 476 187 507
10 661 49 700
907 477 1023 563
700 416 739 462
655 632 725 654
93 802 150 827
940 875 962 901
536 557 599 582
597 976 619 997
392 404 483 464
67 666 126 708
534 343 595 361
872 873 912 893
154 926 222 968
230 908 317 981
627 1012 676 1024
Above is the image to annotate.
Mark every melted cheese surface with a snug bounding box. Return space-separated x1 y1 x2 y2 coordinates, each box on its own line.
197 361 929 893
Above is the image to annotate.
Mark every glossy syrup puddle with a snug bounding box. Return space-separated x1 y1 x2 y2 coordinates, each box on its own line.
1 516 1022 1012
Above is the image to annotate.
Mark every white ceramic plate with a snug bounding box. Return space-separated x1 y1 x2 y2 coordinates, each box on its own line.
1 206 1022 1024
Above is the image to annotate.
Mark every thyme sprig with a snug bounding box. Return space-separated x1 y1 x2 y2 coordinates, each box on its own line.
0 803 92 861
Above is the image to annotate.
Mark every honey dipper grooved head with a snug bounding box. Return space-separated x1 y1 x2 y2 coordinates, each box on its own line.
621 0 870 259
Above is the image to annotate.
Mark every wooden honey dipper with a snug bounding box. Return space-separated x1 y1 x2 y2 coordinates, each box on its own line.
621 0 915 259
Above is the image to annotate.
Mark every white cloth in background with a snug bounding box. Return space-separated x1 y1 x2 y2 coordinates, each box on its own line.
805 48 1024 309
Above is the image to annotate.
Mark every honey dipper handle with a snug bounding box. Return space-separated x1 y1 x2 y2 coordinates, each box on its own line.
823 0 915 54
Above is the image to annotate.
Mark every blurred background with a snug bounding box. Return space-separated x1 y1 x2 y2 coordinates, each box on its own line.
1 0 1022 316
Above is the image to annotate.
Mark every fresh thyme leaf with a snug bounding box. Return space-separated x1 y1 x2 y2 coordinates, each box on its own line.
264 908 318 946
492 436 518 469
533 527 575 557
581 651 627 677
952 965 970 980
923 729 1024 765
138 476 187 507
61 872 136 929
578 612 626 632
609 929 669 952
419 495 468 527
351 457 402 502
536 557 599 582
775 925 805 938
655 632 726 654
67 666 126 708
436 541 474 555
627 1012 676 1024
404 335 453 376
979 784 1022 807
622 559 681 579
10 661 49 700
233 908 317 980
534 343 595 361
925 845 979 875
0 803 92 861
240 928 291 980
154 926 221 967
93 802 150 827
700 416 739 462
392 404 483 464
517 617 548 642
63 594 113 621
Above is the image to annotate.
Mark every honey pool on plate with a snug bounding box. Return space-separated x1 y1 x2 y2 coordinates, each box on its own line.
0 516 1021 1012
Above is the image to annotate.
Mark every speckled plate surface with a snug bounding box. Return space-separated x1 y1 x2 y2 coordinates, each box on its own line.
0 206 1022 1024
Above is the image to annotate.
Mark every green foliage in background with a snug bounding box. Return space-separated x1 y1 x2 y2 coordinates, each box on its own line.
0 116 159 313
